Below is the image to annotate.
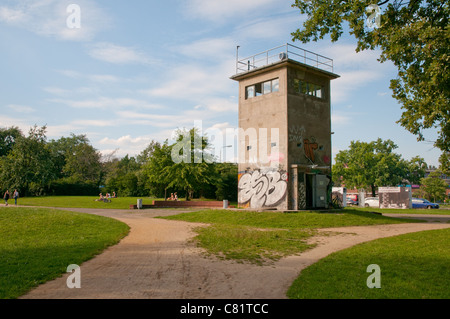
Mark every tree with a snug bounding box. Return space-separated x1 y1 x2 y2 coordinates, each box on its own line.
104 155 144 197
333 138 408 196
439 151 449 176
0 125 56 196
142 140 173 198
164 128 216 200
420 169 448 202
406 156 428 185
292 0 449 152
214 162 238 202
0 126 23 157
46 134 102 195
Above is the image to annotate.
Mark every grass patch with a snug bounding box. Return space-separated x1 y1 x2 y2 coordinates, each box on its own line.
163 209 418 229
287 228 450 299
161 209 419 265
347 206 450 215
193 225 315 265
15 196 160 210
0 207 129 299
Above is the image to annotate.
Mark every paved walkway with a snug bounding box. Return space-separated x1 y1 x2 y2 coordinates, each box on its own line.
18 207 450 299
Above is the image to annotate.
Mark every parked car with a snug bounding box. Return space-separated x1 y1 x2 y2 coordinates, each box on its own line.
365 197 379 208
412 198 440 209
346 198 358 206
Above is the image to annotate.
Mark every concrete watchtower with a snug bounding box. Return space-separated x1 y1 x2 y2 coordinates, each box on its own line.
231 44 340 210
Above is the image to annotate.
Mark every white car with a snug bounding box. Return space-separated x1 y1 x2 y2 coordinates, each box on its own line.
365 197 379 207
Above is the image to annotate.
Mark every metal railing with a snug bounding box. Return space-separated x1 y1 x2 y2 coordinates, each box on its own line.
236 43 334 74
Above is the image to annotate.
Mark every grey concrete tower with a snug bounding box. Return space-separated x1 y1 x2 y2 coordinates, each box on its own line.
231 44 340 210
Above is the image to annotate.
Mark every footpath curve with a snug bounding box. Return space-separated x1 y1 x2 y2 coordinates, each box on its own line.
20 208 450 299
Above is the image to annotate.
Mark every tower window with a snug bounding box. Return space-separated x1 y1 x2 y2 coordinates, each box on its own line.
263 81 272 94
255 83 263 96
293 79 323 99
246 86 255 99
272 78 279 92
245 78 279 99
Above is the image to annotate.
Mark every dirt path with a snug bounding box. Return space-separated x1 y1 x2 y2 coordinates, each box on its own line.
20 208 450 299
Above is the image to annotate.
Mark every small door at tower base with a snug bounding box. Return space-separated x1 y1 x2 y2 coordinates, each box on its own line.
304 174 329 209
314 174 329 208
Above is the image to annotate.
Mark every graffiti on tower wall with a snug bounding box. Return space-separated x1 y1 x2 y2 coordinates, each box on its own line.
303 138 318 163
298 182 306 210
238 170 288 208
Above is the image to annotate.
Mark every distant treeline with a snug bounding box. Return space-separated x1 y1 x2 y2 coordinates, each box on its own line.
0 125 237 201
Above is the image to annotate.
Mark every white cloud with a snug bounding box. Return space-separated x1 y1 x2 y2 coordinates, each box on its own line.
0 0 111 41
183 0 278 22
234 14 301 41
43 86 99 96
48 97 162 110
0 7 26 23
331 69 383 103
177 37 236 61
71 120 113 128
98 134 164 158
88 42 154 65
88 74 121 83
323 43 393 103
0 115 35 132
99 135 151 146
144 60 236 101
201 97 237 113
7 104 35 113
331 113 351 127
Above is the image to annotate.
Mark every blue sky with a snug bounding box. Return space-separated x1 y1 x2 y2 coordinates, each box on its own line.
0 0 441 166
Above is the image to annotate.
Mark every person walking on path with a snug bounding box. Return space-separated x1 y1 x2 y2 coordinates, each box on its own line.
3 190 10 206
13 189 19 206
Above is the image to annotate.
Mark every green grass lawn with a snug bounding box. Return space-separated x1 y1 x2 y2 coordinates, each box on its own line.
287 228 450 299
161 209 421 265
0 206 129 299
14 196 161 210
348 206 450 215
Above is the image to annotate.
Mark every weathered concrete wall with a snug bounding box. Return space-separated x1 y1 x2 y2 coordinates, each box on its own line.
234 60 337 210
237 66 289 210
287 66 332 168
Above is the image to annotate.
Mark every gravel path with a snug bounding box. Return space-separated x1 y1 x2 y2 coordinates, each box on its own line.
20 208 450 299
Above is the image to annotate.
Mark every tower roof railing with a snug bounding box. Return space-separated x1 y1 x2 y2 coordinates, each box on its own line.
236 43 334 74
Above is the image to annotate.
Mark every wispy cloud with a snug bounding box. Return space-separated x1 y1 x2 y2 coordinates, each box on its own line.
7 104 35 114
143 61 235 102
182 0 278 23
331 112 351 127
324 43 392 104
47 97 162 110
0 0 111 41
88 42 154 65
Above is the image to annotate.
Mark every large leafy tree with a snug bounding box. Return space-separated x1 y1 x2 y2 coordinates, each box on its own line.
333 138 409 196
405 155 428 185
48 134 102 184
0 126 22 157
0 125 56 195
292 0 449 152
104 155 144 197
141 140 173 198
420 169 448 202
165 128 216 200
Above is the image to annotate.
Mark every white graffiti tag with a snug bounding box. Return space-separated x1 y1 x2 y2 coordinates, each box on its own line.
238 171 288 208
